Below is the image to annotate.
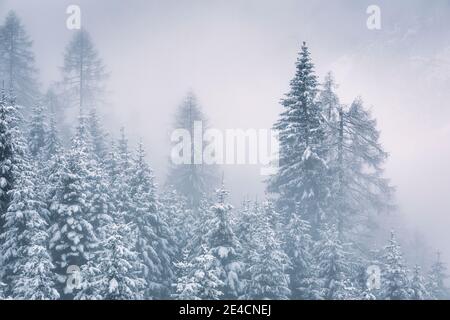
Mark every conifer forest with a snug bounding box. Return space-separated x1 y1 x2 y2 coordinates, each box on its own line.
0 1 449 300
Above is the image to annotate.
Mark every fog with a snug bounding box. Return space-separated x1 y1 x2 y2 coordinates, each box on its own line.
1 0 449 265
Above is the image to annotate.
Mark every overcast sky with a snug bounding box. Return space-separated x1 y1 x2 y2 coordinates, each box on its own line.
1 0 450 264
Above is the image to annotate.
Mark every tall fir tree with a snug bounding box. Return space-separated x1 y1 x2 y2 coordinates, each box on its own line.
47 134 98 297
127 142 174 298
0 11 39 107
268 42 329 235
60 29 107 111
166 91 218 208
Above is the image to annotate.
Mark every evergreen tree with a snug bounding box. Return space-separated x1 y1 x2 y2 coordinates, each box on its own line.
318 72 340 122
0 88 15 234
381 231 411 300
326 97 393 241
315 224 355 300
60 29 107 111
243 201 290 300
205 183 243 299
28 102 47 157
173 245 224 300
427 252 449 300
268 42 329 235
411 265 429 300
76 223 146 300
284 206 319 299
160 187 193 255
87 107 108 160
44 107 61 160
128 142 174 298
48 138 97 297
4 164 59 300
0 11 39 107
0 102 58 299
167 91 218 208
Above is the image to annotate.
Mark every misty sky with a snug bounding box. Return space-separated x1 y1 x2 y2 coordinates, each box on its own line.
1 0 450 264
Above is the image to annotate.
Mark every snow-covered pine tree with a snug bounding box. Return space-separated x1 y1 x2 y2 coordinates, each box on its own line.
411 265 429 300
315 224 356 300
166 91 218 208
427 252 449 300
2 161 59 300
284 204 319 299
268 42 330 236
160 187 193 256
75 222 146 300
172 245 224 300
128 142 174 299
172 249 201 300
205 183 243 299
234 199 259 263
28 102 47 157
87 107 108 161
117 127 131 171
44 106 61 160
381 231 411 300
60 29 107 111
0 11 39 107
0 94 58 299
0 87 15 235
48 134 98 297
243 200 290 300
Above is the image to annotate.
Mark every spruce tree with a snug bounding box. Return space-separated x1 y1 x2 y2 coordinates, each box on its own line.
0 87 15 234
48 137 97 297
173 245 224 300
315 224 355 300
0 11 39 107
205 183 243 299
87 107 108 160
76 223 146 300
411 265 429 300
268 42 329 235
28 102 47 157
0 102 58 299
128 142 174 298
427 252 449 300
4 163 59 300
243 201 290 299
285 205 319 299
381 231 411 300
